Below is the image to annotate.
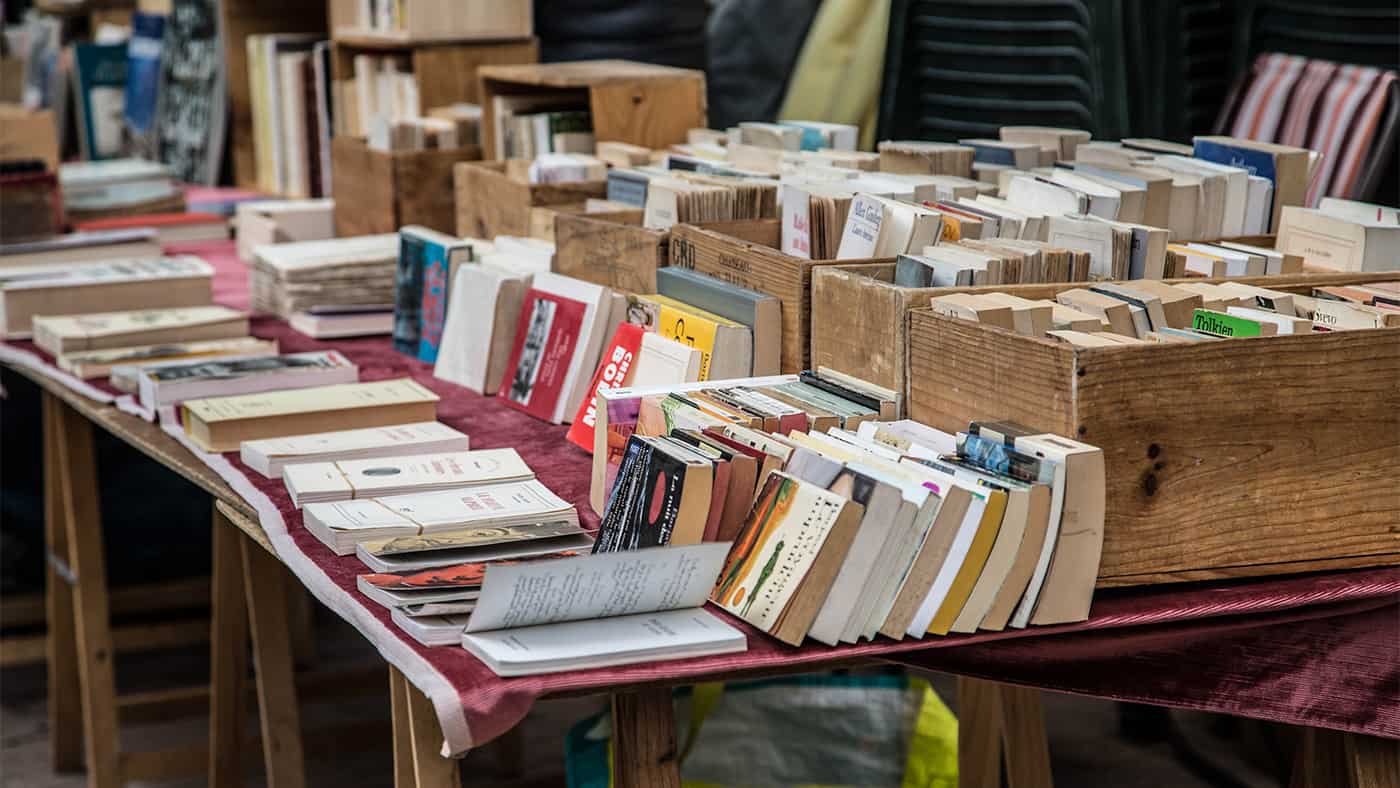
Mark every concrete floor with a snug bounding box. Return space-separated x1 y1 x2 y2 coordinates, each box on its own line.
0 609 1286 788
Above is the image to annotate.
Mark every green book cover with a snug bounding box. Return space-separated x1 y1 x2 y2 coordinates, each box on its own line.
1191 308 1264 338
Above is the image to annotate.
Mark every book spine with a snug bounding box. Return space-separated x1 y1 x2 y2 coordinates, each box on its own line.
393 232 426 355
416 241 450 363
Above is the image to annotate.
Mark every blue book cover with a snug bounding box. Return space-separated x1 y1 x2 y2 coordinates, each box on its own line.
415 235 452 363
392 231 426 356
1193 139 1278 218
124 12 164 135
781 123 826 151
607 170 648 207
73 42 128 160
965 142 1016 167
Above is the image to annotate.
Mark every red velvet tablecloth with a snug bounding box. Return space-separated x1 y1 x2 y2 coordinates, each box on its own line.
4 238 1396 755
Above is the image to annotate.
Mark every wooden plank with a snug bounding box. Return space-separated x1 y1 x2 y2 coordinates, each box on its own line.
210 511 249 788
242 538 306 788
411 37 538 107
589 75 707 152
454 159 606 238
1096 552 1400 588
405 674 461 788
553 213 666 293
1 577 210 629
43 392 82 773
956 677 1004 788
1345 733 1400 788
392 144 486 234
810 263 928 398
389 667 416 788
331 136 400 236
998 684 1053 788
610 689 680 788
56 400 121 788
119 719 394 783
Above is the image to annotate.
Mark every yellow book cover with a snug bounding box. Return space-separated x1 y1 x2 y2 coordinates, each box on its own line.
644 295 742 381
926 487 1007 635
939 215 963 242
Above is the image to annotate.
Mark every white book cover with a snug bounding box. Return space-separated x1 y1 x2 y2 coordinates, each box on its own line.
312 479 574 542
631 332 702 388
240 421 468 477
1005 175 1085 217
283 448 534 505
2 256 212 292
835 193 885 259
433 263 532 395
1243 176 1273 236
391 610 471 647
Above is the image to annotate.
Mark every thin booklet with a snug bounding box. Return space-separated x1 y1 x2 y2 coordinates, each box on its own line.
461 543 745 676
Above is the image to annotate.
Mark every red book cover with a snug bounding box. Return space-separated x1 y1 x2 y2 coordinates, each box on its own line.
497 289 588 422
565 322 643 451
75 212 226 230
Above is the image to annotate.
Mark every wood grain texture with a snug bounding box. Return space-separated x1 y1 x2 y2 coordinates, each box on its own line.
453 160 606 238
527 204 643 243
998 683 1053 788
668 223 880 372
209 513 249 788
404 675 460 788
242 540 306 788
478 60 705 156
221 0 327 190
554 213 667 292
333 137 482 235
389 668 415 788
611 689 681 788
410 38 538 107
42 393 83 773
956 677 1004 788
56 400 121 788
907 306 1400 585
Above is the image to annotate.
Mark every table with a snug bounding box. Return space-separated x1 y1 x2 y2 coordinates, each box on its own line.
7 238 1398 787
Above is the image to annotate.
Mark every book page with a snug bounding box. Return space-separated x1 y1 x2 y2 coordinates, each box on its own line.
464 542 730 632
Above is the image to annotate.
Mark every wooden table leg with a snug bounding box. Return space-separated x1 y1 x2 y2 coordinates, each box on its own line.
209 510 249 788
403 672 460 788
958 676 1053 788
43 394 83 772
389 667 417 788
55 399 121 788
611 688 680 788
1293 729 1400 788
241 538 306 788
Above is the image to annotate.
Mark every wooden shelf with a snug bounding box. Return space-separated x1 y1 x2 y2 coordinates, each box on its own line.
330 37 538 113
478 59 708 158
332 30 531 49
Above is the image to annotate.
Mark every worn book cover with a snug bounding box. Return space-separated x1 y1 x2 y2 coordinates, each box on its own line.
566 322 643 451
594 436 682 552
497 290 588 422
362 520 588 557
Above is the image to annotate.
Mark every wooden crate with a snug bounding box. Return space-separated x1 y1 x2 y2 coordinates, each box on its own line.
526 203 643 243
329 0 532 43
330 37 538 111
453 160 606 238
477 60 706 158
903 275 1400 588
553 215 782 295
667 223 892 374
331 136 482 235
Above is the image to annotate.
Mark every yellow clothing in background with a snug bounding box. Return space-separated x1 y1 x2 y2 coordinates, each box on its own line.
778 0 892 151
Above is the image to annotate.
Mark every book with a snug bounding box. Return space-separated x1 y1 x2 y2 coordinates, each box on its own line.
498 273 614 424
289 308 394 339
655 267 781 376
593 435 714 551
235 199 334 262
836 193 944 259
1192 136 1310 233
355 520 590 573
461 544 743 675
711 471 866 645
31 305 247 355
390 611 471 646
433 263 532 395
124 12 164 144
251 234 399 318
1191 308 1276 338
73 42 127 160
1054 289 1139 337
182 378 439 453
75 212 229 245
807 467 907 646
397 226 475 363
632 332 703 388
566 323 647 452
284 447 532 507
241 421 469 478
1226 306 1311 335
0 229 162 267
2 257 214 339
1276 205 1400 273
138 350 358 411
633 294 753 380
57 337 278 380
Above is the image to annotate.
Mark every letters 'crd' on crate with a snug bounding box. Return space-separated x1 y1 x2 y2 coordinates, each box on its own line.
667 223 892 374
454 160 607 239
904 275 1400 588
554 215 782 296
332 136 482 236
476 60 707 158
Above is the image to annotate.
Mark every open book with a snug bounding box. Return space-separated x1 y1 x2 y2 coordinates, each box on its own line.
459 543 745 676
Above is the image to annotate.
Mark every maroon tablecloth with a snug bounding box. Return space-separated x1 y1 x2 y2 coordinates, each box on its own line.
5 238 1396 754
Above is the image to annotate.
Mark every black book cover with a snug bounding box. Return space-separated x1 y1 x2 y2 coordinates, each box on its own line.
392 232 426 355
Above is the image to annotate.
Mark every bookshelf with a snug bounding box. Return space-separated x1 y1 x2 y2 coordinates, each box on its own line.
477 60 708 159
329 37 539 116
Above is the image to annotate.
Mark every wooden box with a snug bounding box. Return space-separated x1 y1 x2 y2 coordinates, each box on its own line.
477 60 707 158
903 274 1400 587
453 160 606 238
331 37 539 112
330 0 532 43
667 223 892 374
331 136 482 236
553 215 782 296
526 203 643 244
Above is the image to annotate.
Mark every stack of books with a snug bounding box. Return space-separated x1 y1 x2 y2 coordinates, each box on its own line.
57 159 185 223
241 420 470 478
251 234 400 328
284 447 534 507
247 35 333 198
1 257 216 339
1 229 162 268
1277 198 1399 273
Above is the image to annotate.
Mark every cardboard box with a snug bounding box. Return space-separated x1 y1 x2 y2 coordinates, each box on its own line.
903 273 1400 587
453 160 606 238
332 136 481 236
